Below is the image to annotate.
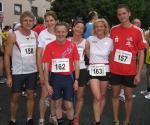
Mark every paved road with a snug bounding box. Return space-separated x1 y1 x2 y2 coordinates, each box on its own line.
0 66 150 125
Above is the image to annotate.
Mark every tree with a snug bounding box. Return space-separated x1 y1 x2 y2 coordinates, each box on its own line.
51 0 148 28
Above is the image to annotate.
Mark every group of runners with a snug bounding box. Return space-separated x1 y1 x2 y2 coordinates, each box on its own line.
2 3 148 125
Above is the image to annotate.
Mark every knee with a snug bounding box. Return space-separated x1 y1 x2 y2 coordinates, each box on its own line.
94 95 101 103
11 94 20 103
55 102 61 109
77 95 84 102
65 103 73 111
27 92 34 100
125 95 132 102
112 93 119 99
101 94 106 100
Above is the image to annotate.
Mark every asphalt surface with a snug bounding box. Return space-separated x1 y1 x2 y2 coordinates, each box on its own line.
0 66 150 125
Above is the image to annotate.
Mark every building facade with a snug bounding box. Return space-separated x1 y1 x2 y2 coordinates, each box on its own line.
0 0 54 29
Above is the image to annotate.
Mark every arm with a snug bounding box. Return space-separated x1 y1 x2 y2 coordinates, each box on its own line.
43 62 53 95
85 41 90 58
134 50 144 85
73 60 80 91
4 33 15 88
37 47 45 85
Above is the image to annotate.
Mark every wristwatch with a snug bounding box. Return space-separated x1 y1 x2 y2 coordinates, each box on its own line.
75 78 79 81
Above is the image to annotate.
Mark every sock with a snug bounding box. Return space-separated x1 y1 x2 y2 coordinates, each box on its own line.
57 118 63 125
69 119 74 125
10 119 16 123
39 118 44 123
96 121 101 125
27 117 32 121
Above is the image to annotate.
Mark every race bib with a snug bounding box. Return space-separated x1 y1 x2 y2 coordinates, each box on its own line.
114 49 132 64
52 58 70 72
20 43 36 57
89 64 106 76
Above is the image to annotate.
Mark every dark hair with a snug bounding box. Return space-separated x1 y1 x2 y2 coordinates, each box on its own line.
36 17 44 24
44 11 58 21
3 25 11 31
73 20 86 33
20 11 35 23
73 20 85 27
117 4 130 12
88 11 98 21
55 22 69 32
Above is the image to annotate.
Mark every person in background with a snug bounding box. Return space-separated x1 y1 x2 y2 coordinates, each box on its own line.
144 27 150 99
132 18 141 28
84 11 98 39
37 11 58 125
32 17 46 35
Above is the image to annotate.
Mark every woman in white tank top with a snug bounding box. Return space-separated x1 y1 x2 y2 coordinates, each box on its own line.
86 18 113 125
70 20 89 125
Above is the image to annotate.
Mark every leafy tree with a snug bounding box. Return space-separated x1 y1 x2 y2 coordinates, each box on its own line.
51 0 149 28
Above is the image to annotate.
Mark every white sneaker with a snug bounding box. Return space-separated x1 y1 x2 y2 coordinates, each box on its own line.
49 115 58 125
132 94 136 98
119 94 125 102
140 90 148 95
38 121 44 125
144 92 150 99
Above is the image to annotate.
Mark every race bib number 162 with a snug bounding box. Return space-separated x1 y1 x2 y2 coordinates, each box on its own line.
52 58 70 72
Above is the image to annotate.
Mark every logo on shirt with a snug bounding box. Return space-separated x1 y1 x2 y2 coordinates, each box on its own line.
115 36 119 42
126 37 133 47
46 38 52 40
92 41 98 43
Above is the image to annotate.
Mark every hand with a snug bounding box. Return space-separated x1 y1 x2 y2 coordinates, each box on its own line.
46 84 53 95
73 80 79 91
134 74 141 85
6 76 13 88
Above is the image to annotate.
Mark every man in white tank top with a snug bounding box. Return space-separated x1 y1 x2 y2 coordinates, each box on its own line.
4 11 37 125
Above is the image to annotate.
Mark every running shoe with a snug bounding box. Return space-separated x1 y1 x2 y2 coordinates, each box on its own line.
112 121 119 125
123 121 131 125
145 92 150 99
73 117 79 125
49 115 58 125
140 90 148 95
26 119 34 125
38 121 44 125
119 94 125 102
8 121 16 125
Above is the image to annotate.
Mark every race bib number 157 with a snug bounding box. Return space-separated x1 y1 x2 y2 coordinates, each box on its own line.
114 49 132 64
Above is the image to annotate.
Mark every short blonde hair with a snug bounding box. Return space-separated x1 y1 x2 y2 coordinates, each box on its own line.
20 11 35 23
93 18 110 37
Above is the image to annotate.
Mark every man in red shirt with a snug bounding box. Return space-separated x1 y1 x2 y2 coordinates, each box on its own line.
42 22 79 125
109 4 147 125
32 17 46 35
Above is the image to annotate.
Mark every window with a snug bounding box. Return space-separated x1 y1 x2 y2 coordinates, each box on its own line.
0 2 3 12
14 4 22 15
31 6 38 17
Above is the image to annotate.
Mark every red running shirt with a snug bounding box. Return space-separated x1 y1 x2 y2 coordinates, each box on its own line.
110 24 147 75
32 24 46 35
42 40 79 75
